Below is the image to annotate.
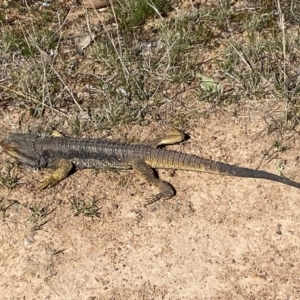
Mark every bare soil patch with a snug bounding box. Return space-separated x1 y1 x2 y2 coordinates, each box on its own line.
1 0 300 299
1 99 300 299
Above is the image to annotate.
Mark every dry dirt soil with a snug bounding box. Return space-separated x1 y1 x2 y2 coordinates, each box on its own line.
1 101 300 299
1 1 300 300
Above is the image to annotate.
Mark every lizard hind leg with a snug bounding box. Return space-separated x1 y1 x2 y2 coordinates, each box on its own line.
39 159 73 189
131 159 175 204
147 128 186 148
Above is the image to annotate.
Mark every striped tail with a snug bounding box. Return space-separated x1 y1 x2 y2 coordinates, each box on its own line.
146 148 300 190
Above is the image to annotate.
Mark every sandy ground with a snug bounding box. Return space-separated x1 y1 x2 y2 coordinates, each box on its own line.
1 0 300 299
1 99 300 299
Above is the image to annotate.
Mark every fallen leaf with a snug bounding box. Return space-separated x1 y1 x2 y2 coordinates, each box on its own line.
195 72 222 93
81 0 114 9
76 33 96 56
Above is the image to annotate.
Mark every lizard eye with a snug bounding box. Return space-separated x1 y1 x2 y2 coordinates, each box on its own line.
0 141 37 166
0 141 18 156
1 142 26 161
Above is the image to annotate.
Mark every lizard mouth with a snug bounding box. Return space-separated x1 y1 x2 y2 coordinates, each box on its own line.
0 141 20 158
0 140 36 166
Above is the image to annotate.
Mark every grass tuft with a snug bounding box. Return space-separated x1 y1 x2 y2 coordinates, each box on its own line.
0 0 299 132
70 197 100 218
115 0 172 32
0 162 18 190
29 203 55 231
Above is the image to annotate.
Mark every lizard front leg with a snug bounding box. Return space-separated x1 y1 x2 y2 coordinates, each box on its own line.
39 159 73 189
131 159 175 204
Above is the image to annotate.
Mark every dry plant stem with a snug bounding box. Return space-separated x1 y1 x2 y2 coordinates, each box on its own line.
276 0 288 119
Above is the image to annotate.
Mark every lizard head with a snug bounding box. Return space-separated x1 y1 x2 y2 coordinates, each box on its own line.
0 134 38 167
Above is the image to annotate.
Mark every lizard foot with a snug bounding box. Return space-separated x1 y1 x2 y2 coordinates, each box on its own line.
145 183 175 205
39 174 61 189
39 159 73 189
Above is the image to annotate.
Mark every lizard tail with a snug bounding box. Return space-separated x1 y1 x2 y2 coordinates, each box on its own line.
147 149 300 190
218 162 300 190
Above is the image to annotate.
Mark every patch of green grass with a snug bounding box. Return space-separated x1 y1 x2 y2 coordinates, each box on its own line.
29 203 55 231
1 6 57 56
1 0 300 135
218 35 282 94
70 197 100 218
5 0 24 9
116 0 172 33
0 31 19 53
0 199 19 220
8 62 56 113
0 29 37 56
87 1 300 127
0 6 63 116
18 26 57 57
0 162 18 189
242 11 276 34
0 10 5 23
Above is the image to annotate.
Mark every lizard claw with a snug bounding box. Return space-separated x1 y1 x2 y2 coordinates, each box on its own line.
145 193 164 206
39 159 73 189
39 175 59 189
